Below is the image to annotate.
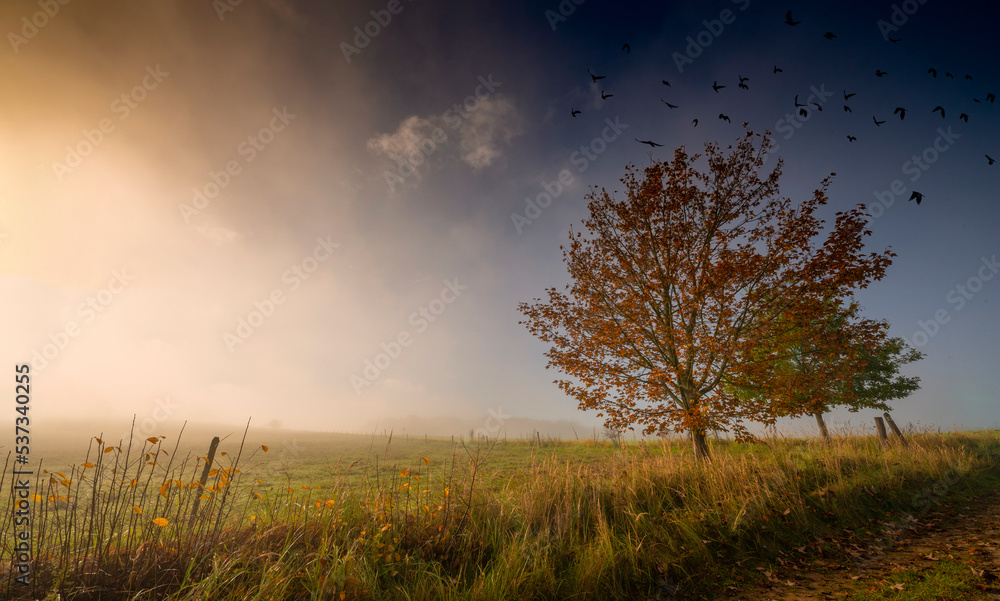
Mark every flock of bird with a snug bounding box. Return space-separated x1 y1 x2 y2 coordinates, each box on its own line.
568 8 997 204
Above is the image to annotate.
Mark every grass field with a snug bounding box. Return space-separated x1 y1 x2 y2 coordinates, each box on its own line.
2 423 998 600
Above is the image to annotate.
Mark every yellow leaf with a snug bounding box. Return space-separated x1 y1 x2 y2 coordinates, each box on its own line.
132 506 143 515
423 456 430 464
30 494 42 502
81 462 94 468
146 437 159 444
253 492 262 499
95 437 103 444
152 517 168 527
261 445 269 452
104 447 114 454
209 469 218 476
400 470 409 477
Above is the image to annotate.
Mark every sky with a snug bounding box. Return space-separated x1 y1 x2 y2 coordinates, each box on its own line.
2 0 997 442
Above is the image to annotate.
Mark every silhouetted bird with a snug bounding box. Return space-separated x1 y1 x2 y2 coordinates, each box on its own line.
601 90 613 100
946 72 954 79
588 68 606 83
847 135 857 142
908 191 925 205
739 75 750 84
987 154 996 165
928 68 938 77
844 105 852 113
794 95 805 107
635 139 662 147
894 107 907 120
932 106 945 118
571 109 581 117
799 108 808 117
773 65 783 73
692 119 699 127
823 32 837 39
784 10 800 25
844 90 856 100
719 114 731 123
966 74 973 80
974 97 982 104
712 81 726 92
811 102 823 111
662 80 671 86
622 43 630 54
987 93 996 103
875 69 888 77
887 36 901 43
873 116 886 126
960 113 969 122
661 100 678 108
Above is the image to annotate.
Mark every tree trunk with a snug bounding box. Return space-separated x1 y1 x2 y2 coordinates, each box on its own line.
692 428 711 462
814 411 830 440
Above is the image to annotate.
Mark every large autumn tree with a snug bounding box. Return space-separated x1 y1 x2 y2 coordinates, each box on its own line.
517 129 894 461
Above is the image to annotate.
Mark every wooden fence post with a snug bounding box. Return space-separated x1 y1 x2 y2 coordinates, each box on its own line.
189 436 221 527
874 417 889 447
883 412 909 447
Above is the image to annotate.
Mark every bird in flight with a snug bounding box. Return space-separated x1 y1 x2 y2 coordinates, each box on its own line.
987 155 996 165
908 191 925 205
712 81 726 93
844 90 856 100
773 65 783 74
987 93 996 103
571 109 581 117
847 135 857 142
784 10 800 25
966 74 973 80
873 116 886 126
588 68 606 83
823 32 837 39
799 108 808 117
661 99 678 109
635 138 662 147
887 36 902 43
601 90 613 100
719 114 731 123
946 72 954 79
894 107 907 120
932 106 945 118
738 75 749 90
844 105 853 113
928 68 938 78
692 119 699 127
811 102 823 112
960 113 969 122
661 80 671 86
622 43 630 54
875 69 888 77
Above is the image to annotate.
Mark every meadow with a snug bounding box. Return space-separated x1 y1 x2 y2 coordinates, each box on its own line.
2 422 998 600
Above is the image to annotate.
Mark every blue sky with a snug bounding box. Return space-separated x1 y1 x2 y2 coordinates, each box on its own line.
2 0 997 440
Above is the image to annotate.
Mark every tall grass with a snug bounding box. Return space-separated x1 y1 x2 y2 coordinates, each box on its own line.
2 426 997 600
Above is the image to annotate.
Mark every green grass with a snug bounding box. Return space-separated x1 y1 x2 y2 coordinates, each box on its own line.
845 558 986 600
1 426 998 600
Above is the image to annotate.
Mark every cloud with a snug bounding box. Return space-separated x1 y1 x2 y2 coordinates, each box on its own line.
456 96 522 170
365 95 522 181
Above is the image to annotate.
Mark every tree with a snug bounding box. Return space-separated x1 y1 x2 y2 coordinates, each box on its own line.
517 130 894 461
726 297 911 439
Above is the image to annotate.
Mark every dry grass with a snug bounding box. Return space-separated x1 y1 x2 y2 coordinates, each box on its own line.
1 425 997 600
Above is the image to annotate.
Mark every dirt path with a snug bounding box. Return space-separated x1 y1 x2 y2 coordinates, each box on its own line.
727 490 1000 600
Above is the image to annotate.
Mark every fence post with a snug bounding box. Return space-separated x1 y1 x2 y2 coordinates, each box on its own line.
189 436 221 527
882 412 909 447
874 417 889 447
